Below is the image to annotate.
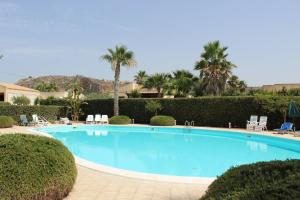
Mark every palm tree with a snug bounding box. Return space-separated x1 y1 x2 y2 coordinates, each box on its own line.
144 73 170 98
134 70 148 85
194 41 236 96
101 45 137 116
171 70 195 97
226 75 247 95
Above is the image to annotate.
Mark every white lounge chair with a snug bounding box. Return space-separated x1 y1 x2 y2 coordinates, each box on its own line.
100 115 109 124
95 114 101 124
255 116 268 132
86 115 94 124
32 114 48 126
60 117 71 125
246 115 258 130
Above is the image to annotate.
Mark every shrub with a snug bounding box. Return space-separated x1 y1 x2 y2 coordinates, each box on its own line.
145 100 162 115
0 134 77 200
109 115 132 125
12 95 31 105
0 116 14 128
201 160 300 200
150 115 175 126
0 105 67 123
80 97 300 129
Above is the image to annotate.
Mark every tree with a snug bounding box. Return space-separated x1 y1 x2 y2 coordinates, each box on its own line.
36 81 58 92
0 55 3 59
66 82 86 121
134 71 148 85
171 70 195 97
225 75 247 95
128 89 141 98
194 41 236 96
144 73 170 97
12 96 30 105
101 45 137 116
145 100 162 115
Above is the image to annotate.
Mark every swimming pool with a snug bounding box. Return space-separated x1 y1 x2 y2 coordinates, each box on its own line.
37 125 300 178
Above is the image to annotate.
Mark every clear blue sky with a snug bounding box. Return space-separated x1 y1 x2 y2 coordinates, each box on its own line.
1 0 300 86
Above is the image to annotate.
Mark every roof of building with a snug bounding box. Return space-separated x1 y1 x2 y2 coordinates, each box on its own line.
0 81 39 92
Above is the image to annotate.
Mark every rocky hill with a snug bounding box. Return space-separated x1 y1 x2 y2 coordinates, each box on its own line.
16 75 132 94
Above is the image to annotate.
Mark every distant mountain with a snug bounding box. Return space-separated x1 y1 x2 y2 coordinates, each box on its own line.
16 75 132 94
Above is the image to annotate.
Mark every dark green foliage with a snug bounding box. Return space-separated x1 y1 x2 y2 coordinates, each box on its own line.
0 134 77 200
80 97 300 129
12 95 31 105
0 105 67 122
0 102 10 106
0 116 14 128
109 115 132 124
150 115 175 126
200 160 300 200
40 97 69 106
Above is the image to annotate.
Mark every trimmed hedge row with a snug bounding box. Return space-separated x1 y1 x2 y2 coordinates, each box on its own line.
0 116 14 128
0 134 77 200
80 97 300 129
201 160 300 200
0 105 67 122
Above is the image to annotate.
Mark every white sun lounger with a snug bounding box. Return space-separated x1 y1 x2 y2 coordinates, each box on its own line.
254 116 268 132
100 115 109 124
86 115 94 124
246 115 258 130
95 114 101 123
32 114 48 126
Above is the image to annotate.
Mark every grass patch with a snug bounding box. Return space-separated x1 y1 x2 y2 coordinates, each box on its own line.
201 160 300 200
0 134 77 200
109 115 132 125
150 115 175 126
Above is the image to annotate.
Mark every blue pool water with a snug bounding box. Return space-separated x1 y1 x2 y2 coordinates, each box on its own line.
38 125 300 178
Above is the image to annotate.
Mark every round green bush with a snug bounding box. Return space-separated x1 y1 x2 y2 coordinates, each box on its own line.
0 134 77 200
201 160 300 200
150 115 175 126
109 115 132 125
0 116 14 128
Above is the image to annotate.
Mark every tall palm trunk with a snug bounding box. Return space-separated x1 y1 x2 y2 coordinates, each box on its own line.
114 65 120 116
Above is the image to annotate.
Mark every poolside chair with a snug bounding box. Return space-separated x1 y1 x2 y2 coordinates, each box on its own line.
60 117 71 125
20 115 29 126
246 115 258 130
254 116 268 132
32 114 48 126
274 122 293 134
95 114 101 124
86 115 94 124
100 115 109 124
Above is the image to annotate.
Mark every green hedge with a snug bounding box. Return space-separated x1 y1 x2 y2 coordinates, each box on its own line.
0 105 67 123
109 115 132 125
150 115 175 126
0 102 10 106
0 134 77 200
201 160 300 200
80 97 300 129
40 98 69 106
0 116 14 128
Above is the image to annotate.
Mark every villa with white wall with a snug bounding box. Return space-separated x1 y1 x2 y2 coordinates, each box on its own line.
0 82 40 105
